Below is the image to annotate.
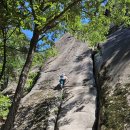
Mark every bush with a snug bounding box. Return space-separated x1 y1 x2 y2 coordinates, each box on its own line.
24 72 38 93
0 94 11 119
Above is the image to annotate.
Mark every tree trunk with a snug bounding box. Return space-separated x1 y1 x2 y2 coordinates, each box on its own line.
0 30 7 82
1 27 40 130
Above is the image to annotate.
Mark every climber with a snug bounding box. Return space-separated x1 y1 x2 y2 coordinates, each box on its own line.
59 73 68 88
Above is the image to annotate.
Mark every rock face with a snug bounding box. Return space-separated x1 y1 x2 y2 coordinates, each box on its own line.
95 29 130 130
2 27 130 130
13 33 96 130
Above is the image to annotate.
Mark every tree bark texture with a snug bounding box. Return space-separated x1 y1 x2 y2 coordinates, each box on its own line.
1 27 40 130
0 30 7 82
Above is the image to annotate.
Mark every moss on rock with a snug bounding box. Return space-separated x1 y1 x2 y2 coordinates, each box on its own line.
101 83 130 130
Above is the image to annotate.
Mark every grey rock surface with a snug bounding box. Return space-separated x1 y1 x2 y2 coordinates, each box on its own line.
13 33 96 130
95 28 130 129
2 81 17 98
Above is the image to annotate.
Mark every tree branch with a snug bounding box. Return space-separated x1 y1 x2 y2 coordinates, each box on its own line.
40 5 50 12
6 27 17 40
0 28 7 81
29 0 37 20
38 22 59 41
41 0 81 33
38 34 46 42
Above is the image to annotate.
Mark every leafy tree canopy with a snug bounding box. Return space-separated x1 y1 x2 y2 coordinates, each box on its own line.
68 0 130 46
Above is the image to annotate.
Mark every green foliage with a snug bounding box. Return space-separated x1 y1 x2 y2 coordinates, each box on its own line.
67 0 130 47
66 1 109 46
0 64 2 72
0 94 11 119
106 0 130 26
86 16 110 46
6 55 25 79
44 47 58 59
1 0 130 49
24 72 38 93
32 52 44 67
3 30 29 80
32 46 58 67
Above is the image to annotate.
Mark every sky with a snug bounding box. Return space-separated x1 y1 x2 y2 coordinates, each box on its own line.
22 29 33 39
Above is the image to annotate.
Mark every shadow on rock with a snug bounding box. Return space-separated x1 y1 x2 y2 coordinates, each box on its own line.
13 97 59 130
74 50 91 63
53 84 62 91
